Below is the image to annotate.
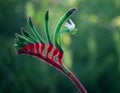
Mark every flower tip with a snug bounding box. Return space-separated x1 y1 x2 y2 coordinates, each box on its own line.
72 7 77 10
28 16 32 20
69 7 77 13
15 33 18 38
28 17 33 23
45 9 49 20
28 17 32 23
45 9 49 16
14 43 20 51
13 43 18 47
64 19 75 31
28 16 33 28
21 27 24 33
21 27 24 31
46 9 49 13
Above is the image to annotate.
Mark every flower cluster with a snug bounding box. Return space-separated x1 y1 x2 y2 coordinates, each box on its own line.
14 8 76 68
14 8 88 93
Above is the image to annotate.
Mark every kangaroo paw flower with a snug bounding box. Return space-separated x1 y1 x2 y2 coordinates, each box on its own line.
14 8 88 93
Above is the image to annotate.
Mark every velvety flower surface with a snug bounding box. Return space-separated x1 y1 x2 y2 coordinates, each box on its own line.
14 8 88 93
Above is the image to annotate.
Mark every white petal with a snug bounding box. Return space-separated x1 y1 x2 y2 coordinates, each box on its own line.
64 22 70 27
64 19 75 31
69 19 75 26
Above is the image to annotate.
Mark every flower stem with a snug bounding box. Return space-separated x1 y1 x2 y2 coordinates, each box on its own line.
34 54 88 93
63 65 88 93
18 52 87 93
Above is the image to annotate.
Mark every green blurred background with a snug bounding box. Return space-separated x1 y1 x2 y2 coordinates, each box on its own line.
0 0 120 93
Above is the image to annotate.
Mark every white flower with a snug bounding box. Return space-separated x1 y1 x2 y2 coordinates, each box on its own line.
64 19 75 31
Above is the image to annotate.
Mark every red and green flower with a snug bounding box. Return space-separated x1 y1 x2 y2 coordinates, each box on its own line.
14 8 88 93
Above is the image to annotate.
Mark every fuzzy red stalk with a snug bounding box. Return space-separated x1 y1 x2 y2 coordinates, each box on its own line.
16 43 88 93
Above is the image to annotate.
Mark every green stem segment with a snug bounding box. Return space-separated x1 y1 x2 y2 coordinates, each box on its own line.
54 8 77 52
28 17 45 43
44 10 53 45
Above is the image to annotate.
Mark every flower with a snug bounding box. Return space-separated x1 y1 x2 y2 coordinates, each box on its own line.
14 8 77 65
64 19 75 31
14 8 88 93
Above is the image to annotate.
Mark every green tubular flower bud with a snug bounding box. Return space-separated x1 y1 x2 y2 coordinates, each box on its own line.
21 28 30 37
15 33 33 44
21 27 37 43
14 43 20 50
14 43 19 46
14 43 19 48
14 39 20 43
14 39 23 46
54 8 77 52
44 9 53 45
15 40 26 46
28 17 45 43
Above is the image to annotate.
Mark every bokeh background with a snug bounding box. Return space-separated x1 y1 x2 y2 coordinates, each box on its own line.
0 0 120 93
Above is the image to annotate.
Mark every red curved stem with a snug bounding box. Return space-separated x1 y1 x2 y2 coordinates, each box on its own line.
65 68 88 93
17 44 88 93
34 54 88 93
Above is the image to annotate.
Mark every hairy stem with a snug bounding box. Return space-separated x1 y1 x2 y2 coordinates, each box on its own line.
33 54 88 93
63 65 88 93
